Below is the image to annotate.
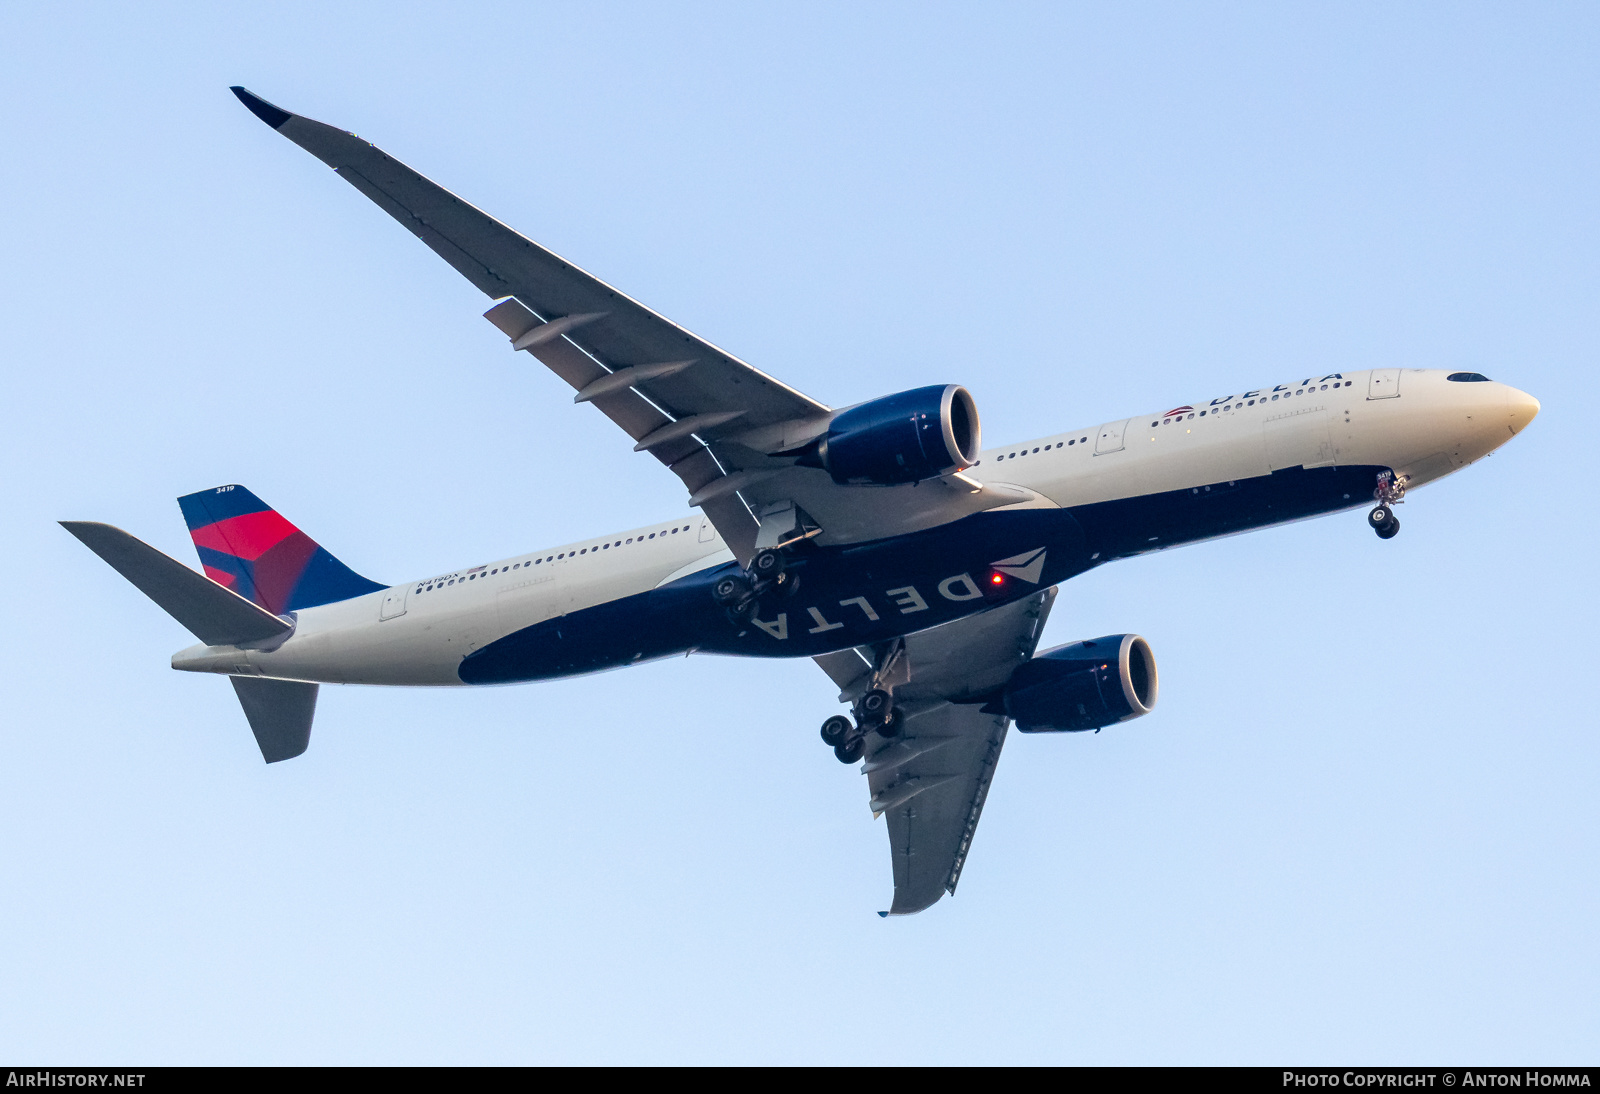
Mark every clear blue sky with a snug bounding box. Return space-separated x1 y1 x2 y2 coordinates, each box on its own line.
2 2 1595 1064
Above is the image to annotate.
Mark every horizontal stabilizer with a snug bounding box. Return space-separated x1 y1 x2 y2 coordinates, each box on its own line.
231 676 317 763
60 521 292 647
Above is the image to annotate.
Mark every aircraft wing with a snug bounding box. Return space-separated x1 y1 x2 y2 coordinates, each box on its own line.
814 587 1057 915
232 88 1040 561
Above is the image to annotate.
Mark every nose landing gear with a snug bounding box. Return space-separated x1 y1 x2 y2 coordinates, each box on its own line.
1369 471 1406 539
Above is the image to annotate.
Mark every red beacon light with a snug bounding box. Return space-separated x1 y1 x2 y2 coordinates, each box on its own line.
990 572 1005 585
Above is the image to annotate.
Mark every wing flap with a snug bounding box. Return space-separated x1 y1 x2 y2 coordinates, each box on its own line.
234 88 826 428
234 87 1043 554
483 296 759 558
876 704 1011 915
826 588 1057 915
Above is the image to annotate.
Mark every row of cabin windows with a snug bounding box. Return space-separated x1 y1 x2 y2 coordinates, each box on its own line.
990 436 1090 462
988 380 1357 462
1147 380 1355 429
415 524 696 593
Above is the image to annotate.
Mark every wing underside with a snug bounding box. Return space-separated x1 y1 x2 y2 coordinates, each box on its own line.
816 589 1058 915
232 86 826 559
232 87 1047 557
229 89 1076 912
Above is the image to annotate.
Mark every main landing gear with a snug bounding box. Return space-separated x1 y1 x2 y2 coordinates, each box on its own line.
820 714 862 763
818 641 907 764
711 548 800 623
819 691 903 764
1368 471 1406 540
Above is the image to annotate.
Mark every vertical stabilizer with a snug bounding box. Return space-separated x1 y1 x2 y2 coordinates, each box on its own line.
177 485 383 615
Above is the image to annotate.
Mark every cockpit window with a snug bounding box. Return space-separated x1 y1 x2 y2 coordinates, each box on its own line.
1447 372 1491 382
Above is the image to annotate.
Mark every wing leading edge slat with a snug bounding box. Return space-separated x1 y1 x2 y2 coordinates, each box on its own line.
235 88 1064 554
235 88 825 426
234 86 830 559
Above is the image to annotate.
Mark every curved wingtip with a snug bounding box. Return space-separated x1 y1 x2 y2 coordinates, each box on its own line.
230 86 292 129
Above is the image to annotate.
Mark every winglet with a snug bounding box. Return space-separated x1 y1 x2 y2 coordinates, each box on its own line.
230 86 292 130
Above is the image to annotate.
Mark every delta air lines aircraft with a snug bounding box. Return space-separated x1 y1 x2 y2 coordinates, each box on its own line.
62 89 1541 915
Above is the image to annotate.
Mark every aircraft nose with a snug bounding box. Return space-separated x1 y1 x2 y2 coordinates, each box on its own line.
1508 387 1541 434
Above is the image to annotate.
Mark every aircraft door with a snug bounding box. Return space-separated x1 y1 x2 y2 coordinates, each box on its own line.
698 515 716 543
378 584 409 621
1367 369 1401 399
1094 418 1132 454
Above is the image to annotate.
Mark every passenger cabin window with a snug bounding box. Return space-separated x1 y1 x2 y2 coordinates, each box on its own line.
1448 372 1491 382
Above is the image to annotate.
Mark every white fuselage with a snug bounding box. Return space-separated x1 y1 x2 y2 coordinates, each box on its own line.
173 368 1537 686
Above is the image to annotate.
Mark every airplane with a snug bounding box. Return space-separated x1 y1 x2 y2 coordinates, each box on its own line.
61 88 1541 916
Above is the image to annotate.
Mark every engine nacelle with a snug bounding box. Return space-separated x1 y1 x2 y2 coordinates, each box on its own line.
811 384 980 485
1004 634 1158 733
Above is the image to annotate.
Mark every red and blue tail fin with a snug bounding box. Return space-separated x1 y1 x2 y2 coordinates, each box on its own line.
177 485 384 615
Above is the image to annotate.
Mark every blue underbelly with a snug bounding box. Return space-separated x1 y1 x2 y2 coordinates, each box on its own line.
457 464 1384 685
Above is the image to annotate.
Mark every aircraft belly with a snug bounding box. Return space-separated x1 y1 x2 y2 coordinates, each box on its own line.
246 621 473 686
459 508 1097 682
1070 463 1386 558
458 459 1405 685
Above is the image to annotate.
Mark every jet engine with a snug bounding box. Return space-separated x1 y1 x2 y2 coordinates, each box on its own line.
1001 633 1158 732
804 384 980 485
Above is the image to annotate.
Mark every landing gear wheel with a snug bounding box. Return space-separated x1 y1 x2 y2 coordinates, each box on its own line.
878 707 904 738
1376 517 1400 539
751 549 785 580
858 688 894 726
774 571 801 599
834 738 864 764
820 714 853 747
1368 506 1392 529
724 597 756 624
712 574 752 606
